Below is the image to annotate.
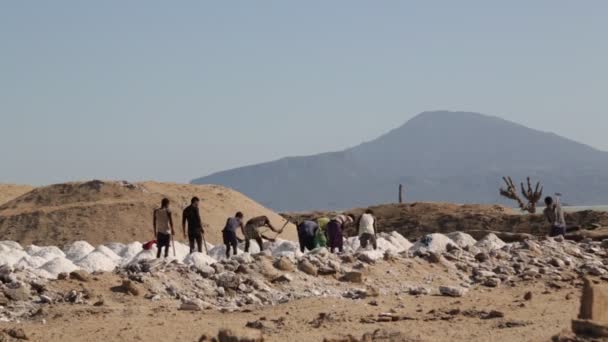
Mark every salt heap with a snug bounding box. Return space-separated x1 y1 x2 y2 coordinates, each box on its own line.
183 252 216 271
15 255 48 269
40 257 79 278
0 241 23 250
64 241 95 261
447 232 477 249
76 251 117 273
94 245 122 262
27 245 65 261
381 232 413 251
104 242 126 256
475 233 506 251
0 247 28 267
120 242 144 264
410 233 457 254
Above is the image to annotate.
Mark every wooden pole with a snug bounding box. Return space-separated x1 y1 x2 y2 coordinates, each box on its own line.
399 184 404 203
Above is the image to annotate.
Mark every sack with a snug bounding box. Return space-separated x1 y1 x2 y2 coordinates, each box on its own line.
142 240 157 250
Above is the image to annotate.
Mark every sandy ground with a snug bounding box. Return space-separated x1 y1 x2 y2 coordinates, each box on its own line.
3 258 584 342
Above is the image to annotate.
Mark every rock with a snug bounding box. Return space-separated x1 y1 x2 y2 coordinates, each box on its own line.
57 273 68 280
70 270 90 282
427 252 443 263
271 274 292 284
122 280 142 296
475 252 489 262
524 291 533 301
274 257 295 272
199 265 216 278
4 283 31 301
340 271 364 284
180 302 202 311
483 278 501 288
340 255 356 263
439 286 468 298
215 272 241 290
199 329 263 342
482 310 505 320
549 258 566 268
408 286 432 296
4 328 28 340
579 277 608 323
298 260 318 276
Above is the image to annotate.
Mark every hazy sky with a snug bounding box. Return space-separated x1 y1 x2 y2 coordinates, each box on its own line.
2 1 607 185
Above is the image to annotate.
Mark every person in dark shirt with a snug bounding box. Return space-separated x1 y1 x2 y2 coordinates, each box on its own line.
297 220 319 253
182 197 204 253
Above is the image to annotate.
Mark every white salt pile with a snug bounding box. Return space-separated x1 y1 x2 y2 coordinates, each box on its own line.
410 233 457 254
40 257 79 278
0 231 416 279
76 251 117 273
475 233 506 251
183 252 216 271
104 242 126 256
64 241 95 261
447 232 477 249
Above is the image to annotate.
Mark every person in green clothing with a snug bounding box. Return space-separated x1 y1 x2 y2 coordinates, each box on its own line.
315 217 330 248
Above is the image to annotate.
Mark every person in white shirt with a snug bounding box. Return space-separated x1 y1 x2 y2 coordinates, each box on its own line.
358 209 377 250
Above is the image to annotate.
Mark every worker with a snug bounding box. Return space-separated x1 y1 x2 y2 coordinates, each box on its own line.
315 217 330 248
297 220 319 253
326 214 355 253
358 209 378 250
243 215 280 253
222 212 244 258
153 198 174 259
182 196 204 254
544 195 566 237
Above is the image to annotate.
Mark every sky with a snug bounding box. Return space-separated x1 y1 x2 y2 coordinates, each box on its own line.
1 1 607 185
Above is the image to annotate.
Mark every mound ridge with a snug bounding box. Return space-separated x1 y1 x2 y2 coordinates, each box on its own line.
0 180 297 246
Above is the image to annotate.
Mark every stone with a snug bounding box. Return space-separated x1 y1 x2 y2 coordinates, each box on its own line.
70 270 90 282
180 302 202 311
408 286 432 296
549 258 566 268
57 273 68 280
271 274 293 284
215 272 241 290
274 257 295 272
340 255 356 263
483 278 501 288
482 310 505 320
198 265 216 278
298 260 318 276
340 271 364 284
439 286 468 298
4 283 31 301
524 291 533 301
122 280 142 296
572 319 608 338
427 252 443 263
4 328 28 340
475 252 490 262
579 277 608 323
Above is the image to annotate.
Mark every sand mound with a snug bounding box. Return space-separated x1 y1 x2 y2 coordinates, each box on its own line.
0 180 298 246
0 184 34 206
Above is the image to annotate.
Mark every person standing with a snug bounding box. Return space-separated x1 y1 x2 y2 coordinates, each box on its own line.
153 198 174 258
182 197 204 254
358 209 377 250
297 220 319 253
327 214 354 254
243 215 280 253
544 195 566 237
222 212 244 258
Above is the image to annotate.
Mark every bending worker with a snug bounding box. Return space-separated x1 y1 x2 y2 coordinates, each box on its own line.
297 220 319 253
244 215 280 253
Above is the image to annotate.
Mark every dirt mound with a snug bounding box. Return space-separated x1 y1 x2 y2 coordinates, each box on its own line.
0 180 297 246
0 184 34 206
283 202 608 240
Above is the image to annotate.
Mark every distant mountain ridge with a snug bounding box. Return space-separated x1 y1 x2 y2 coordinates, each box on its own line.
192 111 608 211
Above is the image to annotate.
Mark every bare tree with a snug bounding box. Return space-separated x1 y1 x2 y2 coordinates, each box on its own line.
500 176 543 214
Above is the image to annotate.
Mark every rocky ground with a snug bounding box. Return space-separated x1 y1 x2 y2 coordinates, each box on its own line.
0 231 607 341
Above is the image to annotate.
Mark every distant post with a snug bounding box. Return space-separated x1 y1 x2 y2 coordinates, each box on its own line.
399 184 404 203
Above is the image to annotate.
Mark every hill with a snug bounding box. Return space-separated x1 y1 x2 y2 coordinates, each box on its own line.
193 111 608 211
0 180 297 246
0 184 34 206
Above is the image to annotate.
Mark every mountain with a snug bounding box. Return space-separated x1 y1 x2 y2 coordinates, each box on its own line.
192 111 608 211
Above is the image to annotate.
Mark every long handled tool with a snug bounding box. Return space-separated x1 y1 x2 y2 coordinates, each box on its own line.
201 231 209 255
171 234 176 257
